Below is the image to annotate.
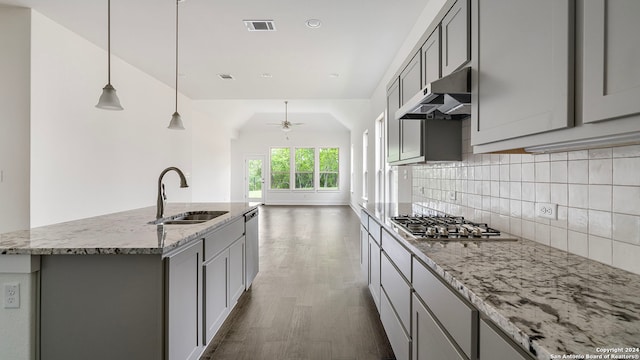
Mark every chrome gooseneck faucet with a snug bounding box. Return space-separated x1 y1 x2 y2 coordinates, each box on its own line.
157 167 189 219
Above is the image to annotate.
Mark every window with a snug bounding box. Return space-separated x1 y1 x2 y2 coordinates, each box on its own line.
362 130 369 201
270 147 290 189
319 148 339 190
295 148 315 189
269 146 340 191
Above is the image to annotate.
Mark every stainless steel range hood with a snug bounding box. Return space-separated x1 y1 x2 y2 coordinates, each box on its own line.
396 66 471 120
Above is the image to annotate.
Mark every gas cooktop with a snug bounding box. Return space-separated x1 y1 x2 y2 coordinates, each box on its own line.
390 215 517 242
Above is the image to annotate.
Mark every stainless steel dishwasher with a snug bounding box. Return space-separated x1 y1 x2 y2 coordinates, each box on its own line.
244 208 259 289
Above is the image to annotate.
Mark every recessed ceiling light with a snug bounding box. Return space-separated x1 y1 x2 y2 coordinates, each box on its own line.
329 73 339 78
305 19 322 28
261 73 273 78
218 74 235 80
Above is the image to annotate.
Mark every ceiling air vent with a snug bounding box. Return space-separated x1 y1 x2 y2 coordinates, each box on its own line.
218 74 234 80
243 20 276 32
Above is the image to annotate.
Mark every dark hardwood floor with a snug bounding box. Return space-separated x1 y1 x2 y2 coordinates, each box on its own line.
200 205 395 360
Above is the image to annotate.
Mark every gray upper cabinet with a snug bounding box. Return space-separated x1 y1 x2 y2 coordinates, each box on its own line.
400 52 424 161
582 0 640 124
387 78 401 163
471 0 574 146
441 0 470 76
423 26 442 86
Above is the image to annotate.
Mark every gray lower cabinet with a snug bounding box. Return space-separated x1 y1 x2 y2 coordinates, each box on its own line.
204 248 228 343
412 294 465 360
480 319 533 360
203 218 245 343
413 258 477 360
368 235 381 311
470 0 574 146
361 224 369 279
167 240 204 360
380 253 411 333
381 288 411 360
245 209 259 289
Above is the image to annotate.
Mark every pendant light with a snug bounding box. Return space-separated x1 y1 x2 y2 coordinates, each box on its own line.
96 0 124 110
167 0 185 130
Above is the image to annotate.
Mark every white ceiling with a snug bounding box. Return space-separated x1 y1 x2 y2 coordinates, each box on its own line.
1 0 429 100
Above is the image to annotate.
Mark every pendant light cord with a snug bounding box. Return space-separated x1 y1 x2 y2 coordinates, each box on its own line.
107 0 111 84
175 0 179 113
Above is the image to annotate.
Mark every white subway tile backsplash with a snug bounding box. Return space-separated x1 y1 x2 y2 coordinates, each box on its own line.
588 185 612 211
535 222 551 245
550 161 568 183
522 163 535 182
522 182 536 202
613 186 640 216
568 160 589 184
613 157 640 186
550 226 568 251
612 213 640 245
535 183 551 203
568 184 589 208
589 159 613 184
535 162 551 183
568 231 589 257
411 128 640 274
568 207 588 233
588 210 612 238
568 150 589 160
550 183 568 206
588 235 612 265
613 144 640 158
612 241 640 274
589 148 612 159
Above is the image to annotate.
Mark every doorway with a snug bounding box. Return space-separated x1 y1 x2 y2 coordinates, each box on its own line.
245 155 265 203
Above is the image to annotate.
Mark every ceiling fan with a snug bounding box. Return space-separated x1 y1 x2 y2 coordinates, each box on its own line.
267 101 304 132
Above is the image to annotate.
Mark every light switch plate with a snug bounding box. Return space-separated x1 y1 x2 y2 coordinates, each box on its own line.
536 202 558 220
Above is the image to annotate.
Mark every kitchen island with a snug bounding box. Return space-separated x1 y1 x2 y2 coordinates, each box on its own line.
361 202 640 360
0 202 259 360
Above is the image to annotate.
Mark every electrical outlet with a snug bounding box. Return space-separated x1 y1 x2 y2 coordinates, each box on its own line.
448 191 456 201
536 202 558 220
4 283 20 309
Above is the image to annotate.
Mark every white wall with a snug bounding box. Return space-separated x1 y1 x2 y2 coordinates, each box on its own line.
0 7 31 233
190 106 231 202
231 127 351 205
349 0 448 211
29 11 196 226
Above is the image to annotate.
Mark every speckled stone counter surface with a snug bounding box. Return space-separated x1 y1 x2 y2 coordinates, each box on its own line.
0 202 259 256
362 203 640 360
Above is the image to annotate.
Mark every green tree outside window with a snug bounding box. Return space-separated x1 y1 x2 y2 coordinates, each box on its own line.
319 148 339 190
270 148 290 189
295 148 315 189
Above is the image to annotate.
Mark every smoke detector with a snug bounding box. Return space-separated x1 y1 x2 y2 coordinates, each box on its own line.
243 20 276 31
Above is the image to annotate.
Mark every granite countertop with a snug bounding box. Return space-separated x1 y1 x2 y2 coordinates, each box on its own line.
362 203 640 360
0 203 259 256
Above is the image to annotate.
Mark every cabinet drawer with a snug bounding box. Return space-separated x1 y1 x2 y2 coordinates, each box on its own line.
369 218 382 245
413 258 477 359
413 294 465 360
204 218 244 261
480 318 533 360
369 238 381 312
381 229 412 280
381 289 411 360
360 210 369 230
381 253 411 333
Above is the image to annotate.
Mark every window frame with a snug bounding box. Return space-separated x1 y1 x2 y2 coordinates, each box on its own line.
267 146 341 192
318 147 340 192
294 147 315 191
269 147 292 191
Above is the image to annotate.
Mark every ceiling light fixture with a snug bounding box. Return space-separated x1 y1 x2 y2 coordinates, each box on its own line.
261 73 273 78
96 0 123 110
329 73 340 78
168 0 185 130
282 101 292 132
305 19 322 28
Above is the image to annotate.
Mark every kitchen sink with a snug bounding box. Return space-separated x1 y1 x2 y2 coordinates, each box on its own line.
150 211 229 225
